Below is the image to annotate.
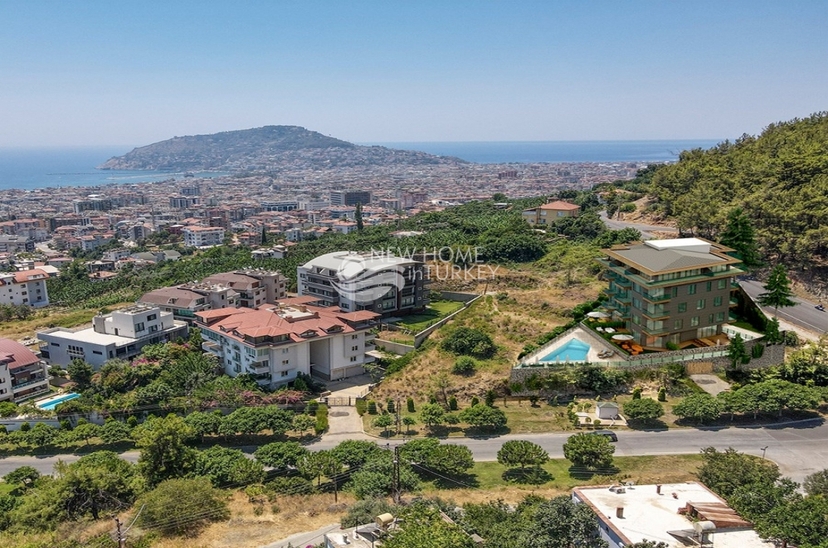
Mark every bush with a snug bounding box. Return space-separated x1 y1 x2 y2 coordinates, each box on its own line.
441 327 497 359
367 401 378 415
666 342 680 351
471 396 480 407
267 476 315 496
751 343 765 359
306 400 320 416
355 399 368 416
315 404 329 435
620 202 636 213
387 399 396 414
657 387 667 402
406 397 415 413
631 387 642 400
452 356 477 376
448 396 458 411
138 478 229 537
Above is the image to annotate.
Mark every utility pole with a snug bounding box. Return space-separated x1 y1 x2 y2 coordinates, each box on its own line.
113 516 126 548
393 445 401 504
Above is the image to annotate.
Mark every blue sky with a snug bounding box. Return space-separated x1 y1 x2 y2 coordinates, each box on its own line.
0 0 826 146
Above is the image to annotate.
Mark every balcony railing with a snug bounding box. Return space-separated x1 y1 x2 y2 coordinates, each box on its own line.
12 377 49 391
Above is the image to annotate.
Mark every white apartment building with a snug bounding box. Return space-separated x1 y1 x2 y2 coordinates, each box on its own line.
38 305 188 368
196 298 378 386
0 339 50 403
0 269 50 308
182 226 225 248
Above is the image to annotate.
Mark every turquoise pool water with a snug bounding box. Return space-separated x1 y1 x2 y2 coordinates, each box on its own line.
540 339 591 362
36 392 80 411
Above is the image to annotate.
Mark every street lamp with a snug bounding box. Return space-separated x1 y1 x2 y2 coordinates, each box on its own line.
760 446 768 460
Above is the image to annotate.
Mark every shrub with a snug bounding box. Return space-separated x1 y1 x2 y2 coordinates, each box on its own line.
631 387 642 400
367 401 378 415
484 390 496 407
19 422 30 432
315 404 329 435
138 478 229 537
306 400 320 416
657 387 667 402
406 397 415 413
267 476 315 496
355 399 368 416
751 343 765 359
452 356 477 376
666 342 680 351
448 396 458 411
471 396 480 407
441 327 496 359
387 399 396 414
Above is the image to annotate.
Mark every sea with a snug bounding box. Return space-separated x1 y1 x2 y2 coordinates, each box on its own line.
0 140 722 191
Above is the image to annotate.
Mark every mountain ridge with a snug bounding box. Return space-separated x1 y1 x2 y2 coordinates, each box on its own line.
98 125 466 171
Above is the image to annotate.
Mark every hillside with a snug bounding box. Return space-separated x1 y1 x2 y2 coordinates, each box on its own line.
98 125 465 171
646 112 828 266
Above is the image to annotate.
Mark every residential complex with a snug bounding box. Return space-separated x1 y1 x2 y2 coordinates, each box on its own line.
522 200 581 227
183 225 225 248
202 268 288 308
298 251 429 316
573 482 772 548
196 297 378 385
0 269 50 308
600 238 743 349
0 339 50 403
38 305 188 368
138 284 239 324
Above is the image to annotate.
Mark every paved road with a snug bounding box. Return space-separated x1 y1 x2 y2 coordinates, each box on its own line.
599 210 678 240
3 420 827 485
308 419 828 485
739 279 828 335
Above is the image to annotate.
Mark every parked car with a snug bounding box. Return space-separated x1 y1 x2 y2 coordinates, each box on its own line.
590 430 618 442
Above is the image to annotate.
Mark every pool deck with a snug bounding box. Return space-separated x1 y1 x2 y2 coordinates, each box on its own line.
522 326 625 366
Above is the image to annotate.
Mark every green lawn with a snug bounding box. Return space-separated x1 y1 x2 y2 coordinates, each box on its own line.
395 300 465 333
420 454 703 493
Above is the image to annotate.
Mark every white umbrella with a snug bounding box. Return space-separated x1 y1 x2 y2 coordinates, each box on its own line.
612 334 634 341
587 311 610 319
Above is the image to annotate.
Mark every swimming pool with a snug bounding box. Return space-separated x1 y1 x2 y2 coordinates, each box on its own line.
36 392 80 411
540 339 591 362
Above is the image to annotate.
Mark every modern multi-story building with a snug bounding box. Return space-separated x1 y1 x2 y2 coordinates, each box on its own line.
202 269 288 309
0 269 49 308
38 305 188 368
0 339 50 403
330 190 371 207
196 298 378 385
298 251 429 316
0 235 35 253
521 200 581 226
600 238 743 349
182 226 225 248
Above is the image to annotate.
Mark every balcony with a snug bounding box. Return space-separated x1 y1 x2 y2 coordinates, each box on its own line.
12 376 49 391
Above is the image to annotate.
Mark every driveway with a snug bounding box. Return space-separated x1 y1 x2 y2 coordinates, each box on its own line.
690 374 731 396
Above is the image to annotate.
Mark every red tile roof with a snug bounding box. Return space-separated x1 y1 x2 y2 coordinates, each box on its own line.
539 200 580 211
0 339 40 370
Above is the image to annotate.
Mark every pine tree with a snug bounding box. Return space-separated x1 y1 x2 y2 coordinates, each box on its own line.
719 207 760 267
758 265 796 316
355 202 364 231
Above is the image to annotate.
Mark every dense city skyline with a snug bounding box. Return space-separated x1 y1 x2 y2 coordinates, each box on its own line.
1 1 826 147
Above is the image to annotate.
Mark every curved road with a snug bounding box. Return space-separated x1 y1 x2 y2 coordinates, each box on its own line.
739 279 828 336
599 210 678 240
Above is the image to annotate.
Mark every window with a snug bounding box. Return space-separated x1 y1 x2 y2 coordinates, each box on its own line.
713 296 723 307
147 314 157 321
716 312 725 322
135 322 145 332
282 359 289 365
351 334 359 340
718 279 728 289
51 342 60 347
351 345 359 351
280 370 289 377
677 303 687 313
691 316 699 327
674 319 683 329
350 356 358 362
672 286 679 297
688 284 697 295
706 281 712 292
696 299 705 310
93 350 102 355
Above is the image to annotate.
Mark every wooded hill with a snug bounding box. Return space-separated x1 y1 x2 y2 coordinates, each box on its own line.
98 125 465 171
646 112 828 266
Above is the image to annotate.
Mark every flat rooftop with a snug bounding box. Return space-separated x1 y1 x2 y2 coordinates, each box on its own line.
574 482 773 548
